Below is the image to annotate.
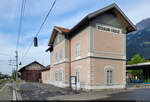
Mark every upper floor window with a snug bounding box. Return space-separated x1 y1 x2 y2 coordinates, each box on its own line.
59 48 63 60
76 42 80 57
54 33 65 46
55 52 58 63
96 24 122 34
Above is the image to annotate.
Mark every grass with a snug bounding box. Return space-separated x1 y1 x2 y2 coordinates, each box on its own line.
0 79 13 84
0 79 5 84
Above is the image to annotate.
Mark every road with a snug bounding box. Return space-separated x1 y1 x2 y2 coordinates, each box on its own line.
100 88 150 101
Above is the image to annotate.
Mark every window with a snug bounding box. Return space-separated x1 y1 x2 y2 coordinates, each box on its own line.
106 69 113 84
54 34 65 46
55 52 58 63
57 34 60 43
76 70 80 82
59 34 63 41
59 48 63 60
55 72 58 81
59 71 63 81
76 42 80 57
54 36 58 46
97 24 121 34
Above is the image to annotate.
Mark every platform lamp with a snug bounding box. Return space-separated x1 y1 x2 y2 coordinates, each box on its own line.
34 37 38 47
19 62 22 65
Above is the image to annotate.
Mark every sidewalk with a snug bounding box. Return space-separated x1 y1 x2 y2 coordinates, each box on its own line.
47 89 134 100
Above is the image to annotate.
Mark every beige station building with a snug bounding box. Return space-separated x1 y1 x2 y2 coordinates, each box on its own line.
42 3 136 90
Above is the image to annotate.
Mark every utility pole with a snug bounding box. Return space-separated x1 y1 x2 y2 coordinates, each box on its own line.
8 59 16 80
15 50 18 81
9 51 20 81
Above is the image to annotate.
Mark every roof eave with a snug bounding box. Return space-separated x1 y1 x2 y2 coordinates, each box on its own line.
67 16 89 35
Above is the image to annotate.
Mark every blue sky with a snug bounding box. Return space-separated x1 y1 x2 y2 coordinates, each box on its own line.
0 0 150 75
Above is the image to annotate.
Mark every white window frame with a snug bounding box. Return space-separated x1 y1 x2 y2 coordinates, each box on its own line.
76 42 80 57
59 48 63 60
96 23 122 34
59 71 63 81
76 69 80 83
55 71 58 81
106 69 113 85
55 52 58 63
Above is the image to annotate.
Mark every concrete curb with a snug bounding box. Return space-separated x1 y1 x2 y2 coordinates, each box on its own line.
13 90 16 100
12 83 22 101
13 89 22 100
16 90 22 100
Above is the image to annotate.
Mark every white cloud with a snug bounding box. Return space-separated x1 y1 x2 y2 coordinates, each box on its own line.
25 0 89 17
0 0 20 23
0 32 50 75
125 0 150 24
49 6 97 29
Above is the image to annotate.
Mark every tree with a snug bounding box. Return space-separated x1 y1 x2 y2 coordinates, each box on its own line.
127 54 149 79
0 72 3 79
12 70 19 81
128 54 148 65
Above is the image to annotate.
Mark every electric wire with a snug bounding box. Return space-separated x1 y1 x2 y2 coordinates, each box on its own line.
21 0 57 62
35 0 56 37
16 0 26 51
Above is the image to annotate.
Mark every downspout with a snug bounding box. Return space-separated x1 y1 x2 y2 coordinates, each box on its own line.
66 33 71 88
69 39 71 88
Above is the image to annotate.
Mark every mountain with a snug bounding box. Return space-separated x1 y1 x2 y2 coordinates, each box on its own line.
127 18 150 60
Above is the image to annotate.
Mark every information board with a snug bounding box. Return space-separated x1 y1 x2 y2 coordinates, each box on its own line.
71 76 76 84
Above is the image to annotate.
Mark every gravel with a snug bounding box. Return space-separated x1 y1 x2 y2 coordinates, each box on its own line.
16 82 85 100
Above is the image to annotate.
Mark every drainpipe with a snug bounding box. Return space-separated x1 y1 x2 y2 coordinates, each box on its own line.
69 38 71 89
66 33 72 89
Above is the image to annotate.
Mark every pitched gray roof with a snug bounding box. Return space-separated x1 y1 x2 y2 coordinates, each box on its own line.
19 61 45 72
68 3 136 35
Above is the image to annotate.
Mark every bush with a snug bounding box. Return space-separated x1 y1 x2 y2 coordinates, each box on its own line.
16 80 21 83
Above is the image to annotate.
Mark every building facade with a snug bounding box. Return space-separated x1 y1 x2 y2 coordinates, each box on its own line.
41 65 50 83
46 3 136 89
